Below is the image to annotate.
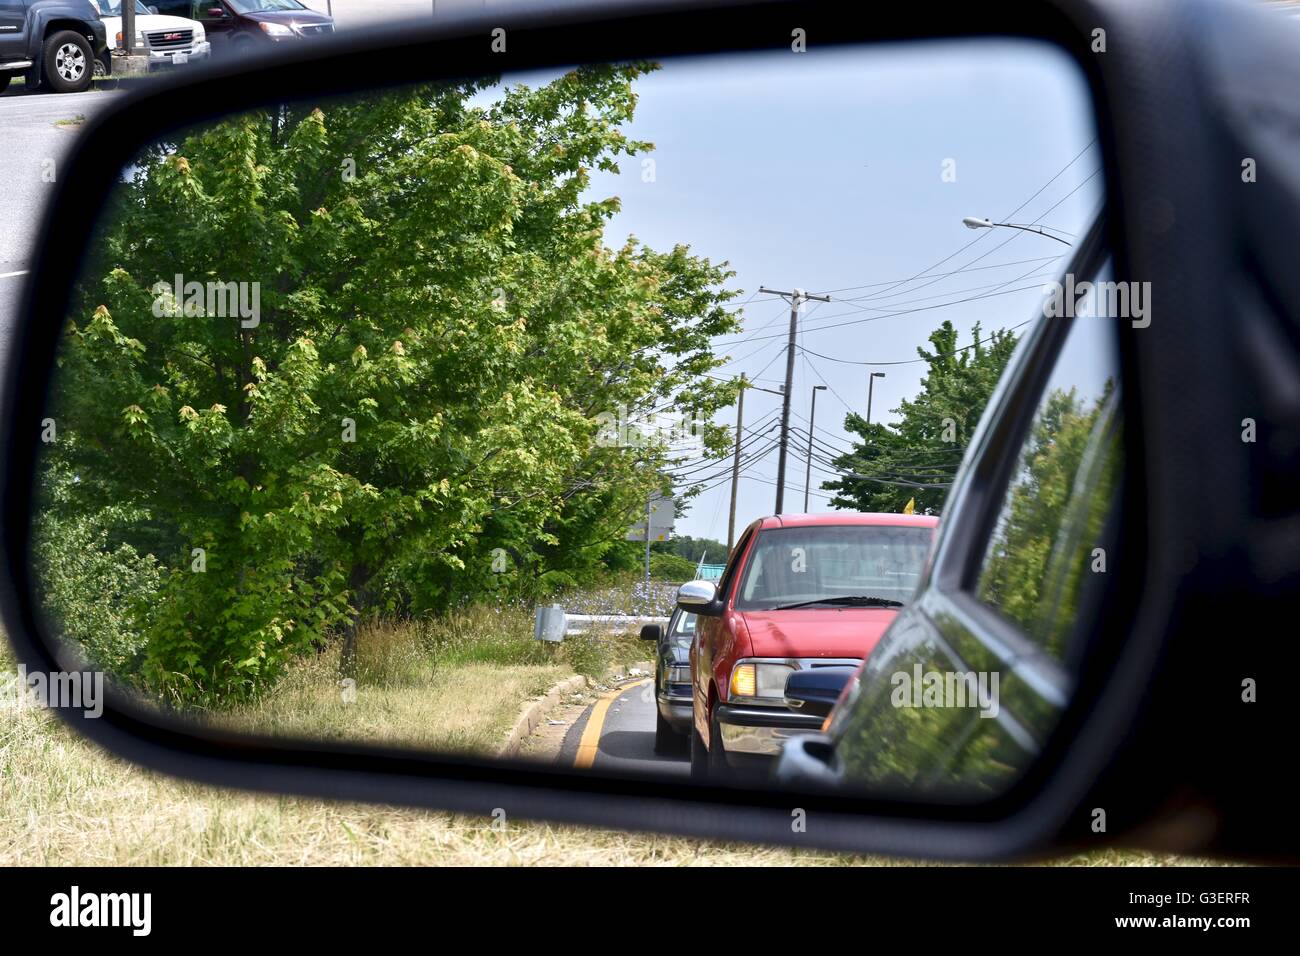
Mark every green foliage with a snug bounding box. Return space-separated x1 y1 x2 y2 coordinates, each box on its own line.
44 66 739 704
651 534 728 564
648 551 698 581
33 458 163 677
823 321 1018 515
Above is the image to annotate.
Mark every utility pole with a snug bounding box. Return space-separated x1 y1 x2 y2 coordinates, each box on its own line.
758 286 831 514
644 496 652 594
803 385 827 511
727 376 785 553
727 376 745 553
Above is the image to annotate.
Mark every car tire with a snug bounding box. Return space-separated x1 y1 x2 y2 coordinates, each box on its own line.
653 709 674 755
43 31 93 93
689 717 709 781
707 710 731 782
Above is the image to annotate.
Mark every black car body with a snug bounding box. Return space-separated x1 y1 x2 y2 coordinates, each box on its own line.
641 607 695 753
148 0 332 56
0 0 110 92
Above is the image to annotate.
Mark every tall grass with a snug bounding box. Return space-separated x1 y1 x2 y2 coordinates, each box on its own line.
0 640 1213 866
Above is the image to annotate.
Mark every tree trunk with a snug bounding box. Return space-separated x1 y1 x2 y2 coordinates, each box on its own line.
338 560 370 678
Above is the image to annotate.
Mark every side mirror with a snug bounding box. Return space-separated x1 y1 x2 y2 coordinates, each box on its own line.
784 666 857 719
206 6 226 16
676 580 722 617
639 623 662 642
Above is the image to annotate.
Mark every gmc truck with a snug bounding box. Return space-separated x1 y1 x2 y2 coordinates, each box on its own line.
0 0 110 94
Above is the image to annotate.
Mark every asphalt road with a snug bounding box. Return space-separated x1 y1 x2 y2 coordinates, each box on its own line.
560 678 691 778
0 88 120 356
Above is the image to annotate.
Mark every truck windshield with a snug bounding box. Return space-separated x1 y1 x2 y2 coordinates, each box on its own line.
93 1 152 14
226 0 308 12
735 525 932 611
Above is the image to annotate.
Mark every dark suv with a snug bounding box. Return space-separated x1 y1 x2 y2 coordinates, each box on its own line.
640 607 696 753
148 0 332 56
0 0 110 94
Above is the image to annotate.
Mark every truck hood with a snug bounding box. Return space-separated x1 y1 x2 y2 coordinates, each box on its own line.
737 607 900 660
245 10 333 27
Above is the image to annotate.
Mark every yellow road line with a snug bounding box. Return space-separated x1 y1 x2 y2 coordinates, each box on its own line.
573 678 651 770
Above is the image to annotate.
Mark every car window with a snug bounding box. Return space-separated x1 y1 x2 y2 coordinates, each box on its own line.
973 282 1122 661
149 0 193 16
714 528 753 603
736 525 933 610
669 611 696 645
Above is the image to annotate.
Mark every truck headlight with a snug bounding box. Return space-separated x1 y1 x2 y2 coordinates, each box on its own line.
729 661 796 701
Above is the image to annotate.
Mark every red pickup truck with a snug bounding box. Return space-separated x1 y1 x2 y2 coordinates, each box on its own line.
678 512 938 781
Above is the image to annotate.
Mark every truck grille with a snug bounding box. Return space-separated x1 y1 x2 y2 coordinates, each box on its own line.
145 30 193 51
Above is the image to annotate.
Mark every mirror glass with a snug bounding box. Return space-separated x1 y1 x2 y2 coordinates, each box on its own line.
32 37 1117 801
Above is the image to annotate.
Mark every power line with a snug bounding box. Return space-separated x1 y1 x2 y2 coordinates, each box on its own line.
808 139 1097 300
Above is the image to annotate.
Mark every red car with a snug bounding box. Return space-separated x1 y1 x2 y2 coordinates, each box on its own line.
678 512 938 780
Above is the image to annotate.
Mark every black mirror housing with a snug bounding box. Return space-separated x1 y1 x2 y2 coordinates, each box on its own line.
784 667 856 719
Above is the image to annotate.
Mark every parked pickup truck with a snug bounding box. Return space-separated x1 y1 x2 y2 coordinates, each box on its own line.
0 0 110 94
679 512 938 781
95 0 211 68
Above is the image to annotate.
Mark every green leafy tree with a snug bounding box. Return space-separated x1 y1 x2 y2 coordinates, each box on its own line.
823 321 1018 515
651 535 728 564
43 65 738 704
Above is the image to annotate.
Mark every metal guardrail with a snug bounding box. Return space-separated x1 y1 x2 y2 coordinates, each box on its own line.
534 605 669 640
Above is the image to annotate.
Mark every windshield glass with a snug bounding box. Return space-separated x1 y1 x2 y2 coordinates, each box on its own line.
226 0 307 12
668 611 696 647
736 525 932 610
94 1 151 14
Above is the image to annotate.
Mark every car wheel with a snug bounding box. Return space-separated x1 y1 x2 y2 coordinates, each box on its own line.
43 31 93 93
653 709 674 754
689 717 709 781
707 710 731 782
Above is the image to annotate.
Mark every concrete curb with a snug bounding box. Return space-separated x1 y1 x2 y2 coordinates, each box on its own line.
498 674 589 758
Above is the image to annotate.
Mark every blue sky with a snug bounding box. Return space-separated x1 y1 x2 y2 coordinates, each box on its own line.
564 38 1104 543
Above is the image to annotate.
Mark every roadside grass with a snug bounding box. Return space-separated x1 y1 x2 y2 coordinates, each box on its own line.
201 606 649 753
0 641 1221 866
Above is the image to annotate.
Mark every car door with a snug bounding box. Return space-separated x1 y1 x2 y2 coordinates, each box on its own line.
0 0 29 61
185 0 235 52
823 239 1123 801
690 522 756 740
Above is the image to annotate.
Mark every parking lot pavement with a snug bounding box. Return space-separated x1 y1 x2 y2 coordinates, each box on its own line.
299 0 597 31
0 88 119 354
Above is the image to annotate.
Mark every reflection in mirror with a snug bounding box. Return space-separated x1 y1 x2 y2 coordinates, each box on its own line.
33 38 1112 800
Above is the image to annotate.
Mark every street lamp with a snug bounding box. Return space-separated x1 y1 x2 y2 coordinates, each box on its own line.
866 372 885 426
803 385 827 512
961 216 1073 246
